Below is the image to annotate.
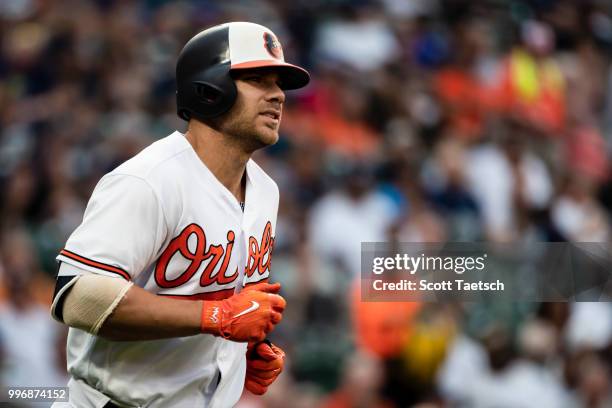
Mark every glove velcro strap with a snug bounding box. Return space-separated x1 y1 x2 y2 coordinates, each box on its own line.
200 301 224 336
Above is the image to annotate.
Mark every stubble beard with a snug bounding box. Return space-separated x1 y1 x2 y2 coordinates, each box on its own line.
210 106 278 153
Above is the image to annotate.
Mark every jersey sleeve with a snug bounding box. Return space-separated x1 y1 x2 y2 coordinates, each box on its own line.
56 174 167 281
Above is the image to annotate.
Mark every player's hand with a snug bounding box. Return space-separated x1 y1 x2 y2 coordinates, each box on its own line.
245 341 285 395
241 281 270 292
200 283 285 342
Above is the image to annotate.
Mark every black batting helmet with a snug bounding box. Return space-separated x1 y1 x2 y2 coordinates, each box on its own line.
176 22 310 122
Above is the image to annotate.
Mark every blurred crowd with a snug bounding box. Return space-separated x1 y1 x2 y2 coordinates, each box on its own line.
1 0 612 407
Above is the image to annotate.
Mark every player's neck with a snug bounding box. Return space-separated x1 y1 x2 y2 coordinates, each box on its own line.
185 123 248 202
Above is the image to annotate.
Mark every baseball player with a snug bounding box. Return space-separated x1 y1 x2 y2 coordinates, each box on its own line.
50 22 309 407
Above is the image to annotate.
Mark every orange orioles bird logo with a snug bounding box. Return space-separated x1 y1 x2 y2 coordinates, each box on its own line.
263 32 283 59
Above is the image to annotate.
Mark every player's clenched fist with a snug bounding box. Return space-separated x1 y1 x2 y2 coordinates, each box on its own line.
245 341 285 395
200 283 286 342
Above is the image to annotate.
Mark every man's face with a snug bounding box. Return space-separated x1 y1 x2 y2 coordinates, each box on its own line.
216 68 286 151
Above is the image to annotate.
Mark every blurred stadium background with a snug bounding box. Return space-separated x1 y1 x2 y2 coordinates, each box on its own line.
1 0 611 407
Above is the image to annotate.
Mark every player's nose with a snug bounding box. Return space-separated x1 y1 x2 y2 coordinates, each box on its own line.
264 73 285 104
267 85 285 105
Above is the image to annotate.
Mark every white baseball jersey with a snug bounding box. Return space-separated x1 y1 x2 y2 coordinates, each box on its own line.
53 131 279 407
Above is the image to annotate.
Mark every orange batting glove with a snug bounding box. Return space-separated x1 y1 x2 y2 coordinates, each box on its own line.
200 283 286 343
241 281 270 292
245 341 285 395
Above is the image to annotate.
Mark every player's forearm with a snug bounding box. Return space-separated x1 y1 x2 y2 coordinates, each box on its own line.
98 285 202 341
55 273 285 343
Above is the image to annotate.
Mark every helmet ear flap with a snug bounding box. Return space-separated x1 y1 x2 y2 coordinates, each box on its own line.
178 108 191 121
176 70 237 121
175 24 236 121
194 82 223 105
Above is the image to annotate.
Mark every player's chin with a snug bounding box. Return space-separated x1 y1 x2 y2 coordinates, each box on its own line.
256 126 280 147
